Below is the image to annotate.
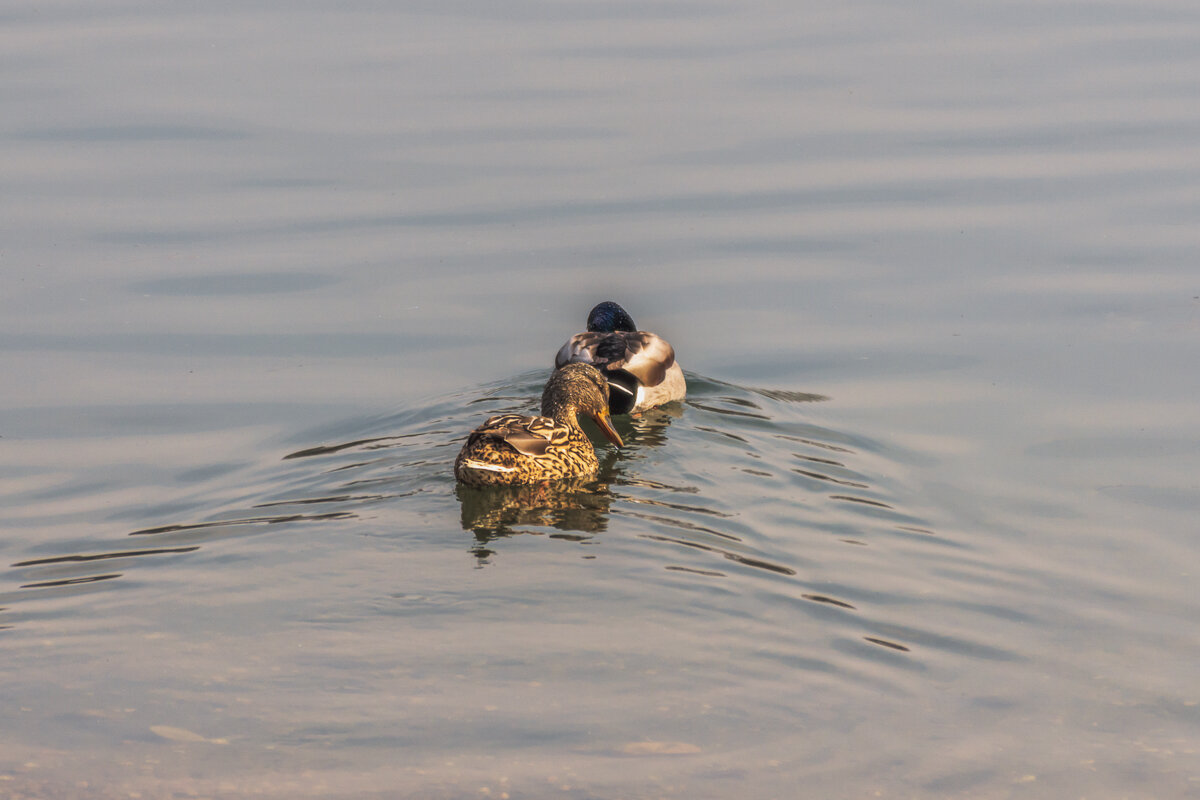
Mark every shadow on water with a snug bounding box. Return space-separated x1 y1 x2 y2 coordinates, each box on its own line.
1 369 961 658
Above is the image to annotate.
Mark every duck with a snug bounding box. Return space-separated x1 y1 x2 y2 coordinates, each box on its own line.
454 363 623 487
554 301 686 415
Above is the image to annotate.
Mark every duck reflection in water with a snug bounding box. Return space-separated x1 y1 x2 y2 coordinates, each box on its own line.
456 404 681 564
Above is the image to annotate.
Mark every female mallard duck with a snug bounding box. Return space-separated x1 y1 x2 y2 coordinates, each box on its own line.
554 301 686 415
454 363 623 487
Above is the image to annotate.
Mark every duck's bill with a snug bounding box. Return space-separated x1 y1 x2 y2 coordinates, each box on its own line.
590 411 624 447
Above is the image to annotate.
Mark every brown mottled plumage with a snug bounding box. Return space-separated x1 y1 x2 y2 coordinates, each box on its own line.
454 363 623 487
554 301 686 415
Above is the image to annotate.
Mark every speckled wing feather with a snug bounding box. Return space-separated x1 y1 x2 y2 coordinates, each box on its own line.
473 414 568 456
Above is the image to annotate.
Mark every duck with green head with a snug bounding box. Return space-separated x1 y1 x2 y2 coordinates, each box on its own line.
554 301 686 415
454 363 623 487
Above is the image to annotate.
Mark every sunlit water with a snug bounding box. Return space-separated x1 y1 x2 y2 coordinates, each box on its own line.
0 374 1041 797
3 0 1200 797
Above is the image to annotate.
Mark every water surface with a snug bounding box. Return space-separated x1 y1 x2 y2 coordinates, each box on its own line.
2 0 1199 797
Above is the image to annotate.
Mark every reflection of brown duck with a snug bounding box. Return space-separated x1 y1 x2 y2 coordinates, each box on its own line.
457 479 614 542
554 301 686 415
454 364 623 487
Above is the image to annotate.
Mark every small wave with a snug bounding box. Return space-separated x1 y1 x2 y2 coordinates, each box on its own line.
1 368 965 682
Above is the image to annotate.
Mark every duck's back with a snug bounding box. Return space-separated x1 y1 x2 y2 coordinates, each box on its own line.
454 413 597 487
555 331 684 414
556 331 676 384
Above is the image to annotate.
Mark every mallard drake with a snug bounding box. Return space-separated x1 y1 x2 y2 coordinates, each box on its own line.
455 363 623 487
554 301 686 415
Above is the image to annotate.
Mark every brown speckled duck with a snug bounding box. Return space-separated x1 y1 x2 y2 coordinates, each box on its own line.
554 301 686 415
454 363 623 487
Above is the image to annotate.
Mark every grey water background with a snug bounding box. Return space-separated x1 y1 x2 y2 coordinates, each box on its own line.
3 0 1199 797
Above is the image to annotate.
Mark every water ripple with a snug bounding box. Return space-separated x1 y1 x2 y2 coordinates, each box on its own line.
1 369 983 688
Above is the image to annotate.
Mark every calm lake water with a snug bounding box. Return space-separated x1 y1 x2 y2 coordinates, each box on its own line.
3 1 1200 797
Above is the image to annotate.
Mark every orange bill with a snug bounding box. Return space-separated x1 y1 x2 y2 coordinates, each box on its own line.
589 409 623 447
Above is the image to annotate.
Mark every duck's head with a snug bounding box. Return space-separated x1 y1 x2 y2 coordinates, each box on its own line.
541 363 623 447
586 301 637 333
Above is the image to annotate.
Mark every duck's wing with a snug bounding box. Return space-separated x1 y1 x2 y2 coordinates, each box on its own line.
473 414 568 456
619 332 676 387
555 331 676 387
554 334 601 369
